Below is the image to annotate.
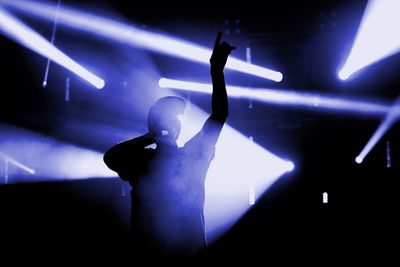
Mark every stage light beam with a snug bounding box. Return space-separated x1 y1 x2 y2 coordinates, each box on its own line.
0 0 283 82
0 7 104 89
0 123 115 182
355 96 400 164
156 97 293 243
338 0 400 80
0 151 36 175
159 78 391 116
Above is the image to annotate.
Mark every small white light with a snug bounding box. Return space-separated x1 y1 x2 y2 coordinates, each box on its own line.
177 114 183 121
322 192 328 204
355 156 363 164
286 161 294 172
249 185 255 205
338 69 350 80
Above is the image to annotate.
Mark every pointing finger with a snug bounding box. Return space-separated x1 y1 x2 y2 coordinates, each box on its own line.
213 31 222 50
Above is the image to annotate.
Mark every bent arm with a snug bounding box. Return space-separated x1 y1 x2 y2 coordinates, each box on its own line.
103 134 154 173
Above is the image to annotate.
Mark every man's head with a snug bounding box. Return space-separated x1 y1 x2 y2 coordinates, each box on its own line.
147 96 185 143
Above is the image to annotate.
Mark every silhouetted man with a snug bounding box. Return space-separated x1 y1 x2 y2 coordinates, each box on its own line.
103 32 235 256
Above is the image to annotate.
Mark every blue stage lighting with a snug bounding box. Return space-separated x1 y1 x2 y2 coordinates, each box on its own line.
355 96 400 164
176 105 293 243
285 161 295 172
1 0 283 82
0 151 36 174
0 123 115 182
0 7 104 89
338 0 400 80
159 78 391 116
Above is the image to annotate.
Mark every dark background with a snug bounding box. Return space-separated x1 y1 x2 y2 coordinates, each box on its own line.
0 0 398 263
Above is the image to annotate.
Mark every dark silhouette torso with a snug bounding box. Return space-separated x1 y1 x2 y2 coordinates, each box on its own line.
105 118 220 255
104 32 233 256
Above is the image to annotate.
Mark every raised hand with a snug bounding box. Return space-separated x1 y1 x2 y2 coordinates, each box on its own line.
209 32 236 71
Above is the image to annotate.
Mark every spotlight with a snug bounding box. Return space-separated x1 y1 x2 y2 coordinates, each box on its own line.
1 0 283 82
170 103 293 243
0 123 115 182
159 78 391 116
338 69 350 80
285 161 295 172
355 96 400 164
0 7 104 89
338 0 400 80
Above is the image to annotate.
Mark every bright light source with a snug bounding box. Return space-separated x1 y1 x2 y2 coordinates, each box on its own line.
322 192 328 204
355 156 363 164
285 161 295 172
159 78 391 116
338 69 350 80
1 0 283 82
0 7 104 89
338 0 400 80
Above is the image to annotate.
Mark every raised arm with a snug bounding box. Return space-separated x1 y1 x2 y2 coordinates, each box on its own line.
185 33 235 150
209 32 236 124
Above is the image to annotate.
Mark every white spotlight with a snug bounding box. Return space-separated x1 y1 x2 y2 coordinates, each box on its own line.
159 78 391 116
1 0 283 82
355 96 400 164
285 161 295 172
338 69 351 81
174 102 293 243
0 8 104 89
338 0 400 80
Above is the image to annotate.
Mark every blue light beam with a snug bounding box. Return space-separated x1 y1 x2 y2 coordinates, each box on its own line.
0 0 283 82
0 7 104 89
159 78 391 116
355 96 400 164
0 151 36 175
0 122 115 182
175 103 294 243
338 0 400 80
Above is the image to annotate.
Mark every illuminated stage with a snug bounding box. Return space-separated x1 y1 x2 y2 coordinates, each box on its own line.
0 0 398 263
